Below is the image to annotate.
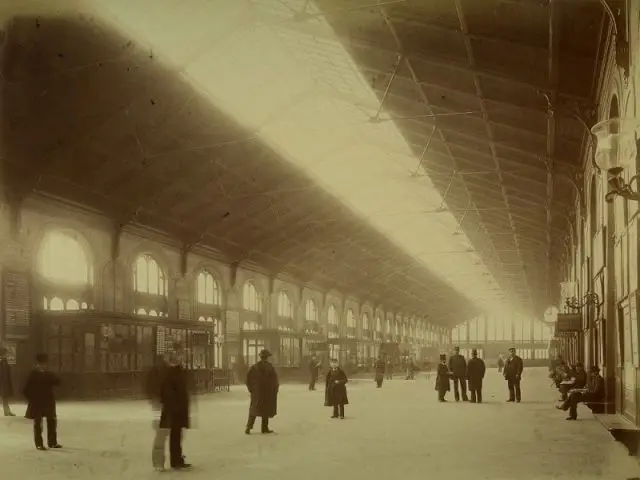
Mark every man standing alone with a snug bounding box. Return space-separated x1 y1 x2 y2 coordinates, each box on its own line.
467 349 486 404
374 355 385 388
245 349 279 435
0 347 15 416
448 346 468 402
504 347 524 402
157 350 191 470
308 355 321 391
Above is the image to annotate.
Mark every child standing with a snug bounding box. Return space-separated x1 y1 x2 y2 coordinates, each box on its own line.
23 353 61 450
324 358 348 419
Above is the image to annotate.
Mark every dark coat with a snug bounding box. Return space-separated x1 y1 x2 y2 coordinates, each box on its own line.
246 360 279 418
504 355 524 380
23 368 59 418
448 354 467 377
0 358 13 396
435 363 450 392
374 359 385 380
324 367 349 406
467 357 486 380
158 365 190 429
309 359 320 379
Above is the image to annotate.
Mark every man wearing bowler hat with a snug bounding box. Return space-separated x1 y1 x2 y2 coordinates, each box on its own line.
245 349 279 435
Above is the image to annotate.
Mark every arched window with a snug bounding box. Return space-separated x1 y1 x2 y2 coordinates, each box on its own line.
196 271 221 305
50 297 64 311
346 309 355 327
305 299 318 322
133 254 167 296
38 230 93 313
277 291 293 318
346 309 356 338
362 312 370 331
328 304 339 339
242 281 263 313
385 318 391 334
38 230 91 285
376 315 382 331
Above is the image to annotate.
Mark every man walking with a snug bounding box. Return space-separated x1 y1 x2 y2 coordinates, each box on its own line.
245 349 279 435
467 349 486 403
152 349 192 470
374 355 385 388
0 347 15 416
448 346 468 402
308 355 321 391
504 347 524 402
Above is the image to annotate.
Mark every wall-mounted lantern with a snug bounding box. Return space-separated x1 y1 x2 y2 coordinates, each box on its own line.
591 117 640 202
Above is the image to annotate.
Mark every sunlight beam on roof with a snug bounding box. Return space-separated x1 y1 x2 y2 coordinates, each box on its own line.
77 0 510 312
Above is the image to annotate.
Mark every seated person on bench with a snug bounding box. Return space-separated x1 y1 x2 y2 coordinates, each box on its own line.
556 365 604 420
559 363 587 401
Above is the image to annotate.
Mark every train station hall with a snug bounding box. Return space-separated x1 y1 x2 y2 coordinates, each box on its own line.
2 0 640 478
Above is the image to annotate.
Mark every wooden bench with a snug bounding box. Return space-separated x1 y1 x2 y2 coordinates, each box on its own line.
594 413 640 456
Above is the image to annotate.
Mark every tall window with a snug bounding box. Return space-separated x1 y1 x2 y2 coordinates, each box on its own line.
196 271 221 305
452 326 460 343
385 318 391 334
469 317 478 342
277 291 293 318
242 281 263 313
362 312 370 331
346 309 356 338
476 316 486 342
133 254 167 296
328 304 339 338
38 230 92 311
376 315 382 333
305 299 318 322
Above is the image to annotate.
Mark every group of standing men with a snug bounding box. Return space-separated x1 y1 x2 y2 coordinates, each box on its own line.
435 346 524 403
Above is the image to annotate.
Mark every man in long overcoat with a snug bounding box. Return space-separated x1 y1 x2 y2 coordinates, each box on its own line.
245 349 279 435
0 347 15 416
324 358 348 419
435 354 451 402
157 351 191 470
23 353 61 450
466 349 486 403
448 346 468 402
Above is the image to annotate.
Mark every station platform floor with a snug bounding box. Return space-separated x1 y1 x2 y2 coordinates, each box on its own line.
1 367 639 479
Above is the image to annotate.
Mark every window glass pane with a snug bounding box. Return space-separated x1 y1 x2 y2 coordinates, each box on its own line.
38 231 89 285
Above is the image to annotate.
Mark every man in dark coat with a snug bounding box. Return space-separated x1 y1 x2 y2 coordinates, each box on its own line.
504 347 524 402
0 347 15 416
324 358 348 419
467 349 486 403
157 351 191 470
23 353 61 450
308 355 321 391
245 349 279 435
435 354 450 402
374 355 385 388
448 346 468 402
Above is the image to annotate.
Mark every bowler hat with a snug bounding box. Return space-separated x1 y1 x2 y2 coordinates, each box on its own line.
259 349 272 358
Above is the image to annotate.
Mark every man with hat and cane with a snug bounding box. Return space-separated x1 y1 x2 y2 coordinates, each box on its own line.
245 349 279 435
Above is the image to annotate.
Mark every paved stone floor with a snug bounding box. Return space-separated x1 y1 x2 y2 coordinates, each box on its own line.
1 367 639 479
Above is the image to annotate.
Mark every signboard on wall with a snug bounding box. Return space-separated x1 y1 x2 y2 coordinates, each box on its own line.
555 314 582 333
